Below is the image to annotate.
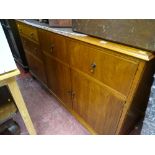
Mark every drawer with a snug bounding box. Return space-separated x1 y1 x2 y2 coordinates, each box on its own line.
17 22 39 42
20 36 42 60
67 40 139 96
38 29 68 64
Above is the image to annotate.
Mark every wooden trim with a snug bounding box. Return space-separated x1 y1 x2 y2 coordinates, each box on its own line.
7 77 36 135
43 51 70 68
115 61 146 134
0 69 20 81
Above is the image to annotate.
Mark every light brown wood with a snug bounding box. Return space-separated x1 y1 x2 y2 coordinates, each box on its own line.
7 77 36 135
70 35 155 61
17 21 39 43
39 29 69 64
67 39 139 96
71 69 124 134
0 69 20 81
43 51 72 109
117 60 155 134
0 69 36 135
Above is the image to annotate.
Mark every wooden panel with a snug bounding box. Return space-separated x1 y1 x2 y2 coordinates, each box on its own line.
38 29 69 64
17 22 39 42
25 52 47 84
43 52 72 109
38 29 53 53
68 39 139 96
71 69 124 134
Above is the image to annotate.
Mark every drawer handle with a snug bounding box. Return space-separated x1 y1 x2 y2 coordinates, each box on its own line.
71 91 75 99
50 44 54 52
90 63 96 73
30 33 34 37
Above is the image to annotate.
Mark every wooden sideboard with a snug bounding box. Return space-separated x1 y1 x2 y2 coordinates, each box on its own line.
16 20 155 134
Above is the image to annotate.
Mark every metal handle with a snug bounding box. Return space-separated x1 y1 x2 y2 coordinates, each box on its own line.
90 62 96 73
67 91 75 99
30 33 34 37
71 91 75 99
91 63 96 68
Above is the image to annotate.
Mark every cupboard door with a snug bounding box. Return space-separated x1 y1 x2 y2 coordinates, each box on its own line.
67 39 139 96
71 69 124 134
43 52 72 109
25 52 47 84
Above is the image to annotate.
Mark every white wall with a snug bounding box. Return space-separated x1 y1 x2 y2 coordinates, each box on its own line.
0 22 17 74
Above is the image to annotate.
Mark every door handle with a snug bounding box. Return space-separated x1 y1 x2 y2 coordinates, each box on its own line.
90 62 96 73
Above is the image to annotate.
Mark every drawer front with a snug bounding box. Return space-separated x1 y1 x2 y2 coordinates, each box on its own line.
17 22 39 42
38 30 68 64
52 33 68 63
68 40 139 96
20 36 42 60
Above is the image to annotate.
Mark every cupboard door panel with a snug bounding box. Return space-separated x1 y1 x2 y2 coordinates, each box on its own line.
25 52 47 84
38 29 53 53
71 70 124 134
44 53 72 109
68 40 138 96
20 36 42 60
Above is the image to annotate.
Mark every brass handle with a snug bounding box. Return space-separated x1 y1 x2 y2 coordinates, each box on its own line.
90 63 96 73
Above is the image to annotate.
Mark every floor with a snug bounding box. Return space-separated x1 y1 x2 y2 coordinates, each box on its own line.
13 69 90 135
13 66 142 135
